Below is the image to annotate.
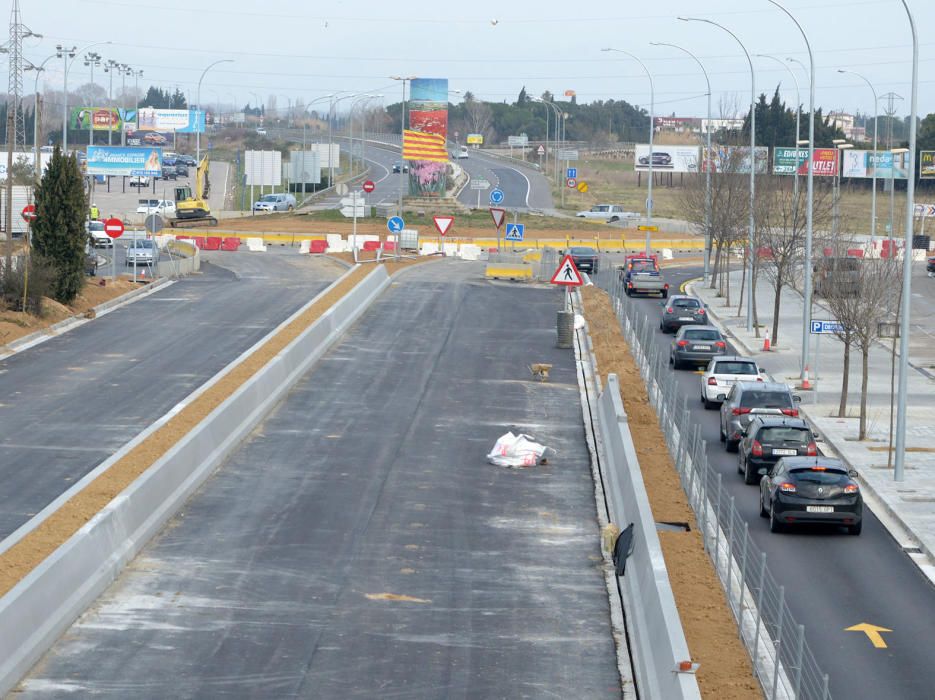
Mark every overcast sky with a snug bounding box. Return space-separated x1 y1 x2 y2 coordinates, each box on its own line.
22 0 935 121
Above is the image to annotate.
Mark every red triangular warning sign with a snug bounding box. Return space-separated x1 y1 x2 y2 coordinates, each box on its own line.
550 254 584 287
433 215 454 236
489 207 506 230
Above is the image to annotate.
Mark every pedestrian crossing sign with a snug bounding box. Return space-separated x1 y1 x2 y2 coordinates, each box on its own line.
504 223 525 241
550 254 584 287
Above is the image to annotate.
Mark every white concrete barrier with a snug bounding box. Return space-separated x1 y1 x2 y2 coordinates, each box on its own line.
459 244 481 261
246 237 267 252
442 242 458 257
420 242 439 256
0 265 392 696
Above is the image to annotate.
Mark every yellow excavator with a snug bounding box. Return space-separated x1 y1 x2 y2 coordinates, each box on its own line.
170 154 218 227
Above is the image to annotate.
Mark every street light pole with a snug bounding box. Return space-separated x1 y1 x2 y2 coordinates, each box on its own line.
84 52 101 147
679 18 756 331
27 55 54 171
196 59 233 163
652 42 712 284
838 69 879 242
57 41 111 153
895 0 919 483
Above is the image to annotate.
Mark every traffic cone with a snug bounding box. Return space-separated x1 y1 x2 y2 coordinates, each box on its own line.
762 328 771 352
801 365 812 390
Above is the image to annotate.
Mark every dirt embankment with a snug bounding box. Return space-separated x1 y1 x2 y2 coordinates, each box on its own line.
581 286 761 700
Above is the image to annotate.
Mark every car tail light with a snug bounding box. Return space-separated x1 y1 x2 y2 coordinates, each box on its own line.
732 407 752 416
844 484 859 494
628 282 633 288
751 440 763 457
806 442 817 456
677 340 689 347
698 308 706 315
715 341 726 348
666 308 673 314
779 482 797 493
756 377 764 382
781 408 799 417
707 377 718 385
664 283 669 290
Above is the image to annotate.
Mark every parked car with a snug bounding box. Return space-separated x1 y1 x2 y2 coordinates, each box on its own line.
392 162 409 174
738 416 816 484
136 199 176 217
253 193 297 213
87 220 112 248
129 175 150 187
759 457 862 535
638 152 673 166
162 156 178 168
176 154 197 167
175 164 189 177
669 325 726 370
160 168 177 181
125 238 159 266
927 255 935 276
569 246 599 274
659 295 707 333
575 204 639 222
719 381 801 452
700 355 764 409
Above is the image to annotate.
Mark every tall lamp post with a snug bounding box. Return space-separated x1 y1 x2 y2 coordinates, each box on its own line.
651 42 712 283
83 52 102 146
895 0 919 483
26 55 55 170
679 17 756 331
602 48 655 253
532 96 562 184
196 59 233 163
57 40 111 153
838 69 879 242
390 76 417 218
328 91 362 188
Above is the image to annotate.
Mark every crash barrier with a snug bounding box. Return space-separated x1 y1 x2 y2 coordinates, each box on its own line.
484 262 533 280
594 373 700 700
596 266 830 700
0 265 392 697
246 237 267 252
158 239 201 277
309 240 328 254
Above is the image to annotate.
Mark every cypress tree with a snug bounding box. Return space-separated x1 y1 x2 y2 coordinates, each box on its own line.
31 147 88 304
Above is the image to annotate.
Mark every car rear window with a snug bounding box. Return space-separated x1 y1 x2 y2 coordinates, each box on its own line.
790 468 848 484
571 247 596 255
683 329 721 341
740 390 793 408
672 298 700 308
759 427 809 443
714 361 757 375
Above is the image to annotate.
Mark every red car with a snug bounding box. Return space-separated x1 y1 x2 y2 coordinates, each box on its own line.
143 132 168 145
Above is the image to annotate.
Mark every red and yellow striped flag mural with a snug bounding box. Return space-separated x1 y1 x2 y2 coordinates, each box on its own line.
402 129 448 163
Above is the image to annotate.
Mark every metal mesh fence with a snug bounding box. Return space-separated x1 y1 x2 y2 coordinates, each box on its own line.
593 268 831 700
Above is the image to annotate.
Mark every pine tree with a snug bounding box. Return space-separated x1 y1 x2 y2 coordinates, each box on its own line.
31 147 88 304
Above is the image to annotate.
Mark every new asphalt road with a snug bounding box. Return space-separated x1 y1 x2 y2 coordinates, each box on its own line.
0 251 341 541
16 261 621 698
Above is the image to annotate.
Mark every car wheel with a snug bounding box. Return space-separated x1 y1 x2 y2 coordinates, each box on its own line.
669 354 674 367
726 438 739 453
737 455 744 475
769 502 784 533
661 290 668 299
703 397 716 410
288 205 294 211
625 288 632 297
848 521 862 536
743 459 758 485
719 424 726 442
759 493 769 518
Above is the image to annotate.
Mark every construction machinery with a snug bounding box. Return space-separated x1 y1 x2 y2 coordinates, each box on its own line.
170 154 218 228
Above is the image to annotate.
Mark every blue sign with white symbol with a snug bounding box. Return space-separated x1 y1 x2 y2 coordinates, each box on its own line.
490 188 505 204
810 320 844 334
567 167 577 179
504 223 525 241
387 216 405 233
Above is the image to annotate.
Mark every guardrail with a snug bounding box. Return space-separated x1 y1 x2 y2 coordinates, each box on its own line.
0 265 392 696
596 267 832 700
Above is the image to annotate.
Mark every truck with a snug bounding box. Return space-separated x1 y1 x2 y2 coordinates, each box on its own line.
619 254 669 298
171 154 217 228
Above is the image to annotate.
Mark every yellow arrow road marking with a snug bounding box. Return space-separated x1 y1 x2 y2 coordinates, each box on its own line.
845 623 893 649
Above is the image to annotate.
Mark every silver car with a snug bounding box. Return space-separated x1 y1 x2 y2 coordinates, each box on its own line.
253 193 296 212
669 325 727 370
126 238 159 266
718 381 801 452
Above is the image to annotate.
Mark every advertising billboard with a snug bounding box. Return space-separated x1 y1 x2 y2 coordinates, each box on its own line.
137 108 205 134
920 151 935 179
634 145 700 173
840 150 908 179
773 147 839 176
70 107 123 132
244 150 282 187
86 146 163 177
406 78 449 196
466 133 484 145
703 146 769 174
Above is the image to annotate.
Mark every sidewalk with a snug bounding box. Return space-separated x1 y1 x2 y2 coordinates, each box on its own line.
689 268 935 582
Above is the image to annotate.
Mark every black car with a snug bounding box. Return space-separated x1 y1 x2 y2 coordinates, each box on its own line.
760 457 862 535
569 246 599 274
659 295 708 333
160 168 177 181
392 162 409 174
670 325 726 370
175 164 189 177
638 152 673 166
927 256 935 275
738 416 815 484
719 381 801 452
177 154 196 167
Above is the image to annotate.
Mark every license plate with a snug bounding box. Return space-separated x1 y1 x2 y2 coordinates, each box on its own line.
679 316 693 321
694 345 711 350
806 505 833 513
772 448 797 456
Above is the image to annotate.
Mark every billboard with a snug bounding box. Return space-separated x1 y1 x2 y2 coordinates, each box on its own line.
289 151 321 185
0 152 51 180
920 151 935 179
244 150 282 187
407 78 449 196
125 130 173 148
773 147 839 176
703 145 769 174
86 146 163 177
71 107 123 132
466 133 484 145
138 108 205 134
840 150 909 179
634 145 700 173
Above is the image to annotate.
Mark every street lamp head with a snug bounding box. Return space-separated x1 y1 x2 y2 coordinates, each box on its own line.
796 139 810 145
891 147 909 154
832 138 848 144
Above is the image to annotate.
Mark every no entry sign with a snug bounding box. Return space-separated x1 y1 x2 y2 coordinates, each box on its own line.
21 204 36 222
104 217 125 239
362 180 375 193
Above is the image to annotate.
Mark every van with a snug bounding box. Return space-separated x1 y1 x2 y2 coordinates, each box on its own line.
813 257 860 297
137 199 177 216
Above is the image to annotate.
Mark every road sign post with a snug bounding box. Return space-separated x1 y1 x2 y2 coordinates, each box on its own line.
489 207 506 252
105 217 125 281
387 215 405 259
470 178 490 209
550 253 585 312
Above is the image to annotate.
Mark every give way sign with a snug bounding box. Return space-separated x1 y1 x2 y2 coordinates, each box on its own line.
433 215 454 236
550 254 584 286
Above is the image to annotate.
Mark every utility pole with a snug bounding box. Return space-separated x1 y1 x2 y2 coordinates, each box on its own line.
880 92 903 243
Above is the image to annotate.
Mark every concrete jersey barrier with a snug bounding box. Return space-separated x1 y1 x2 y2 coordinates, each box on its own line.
596 374 701 700
0 265 392 696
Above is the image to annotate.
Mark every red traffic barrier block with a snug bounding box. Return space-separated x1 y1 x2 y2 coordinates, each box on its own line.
221 237 241 251
362 240 381 251
846 248 865 258
203 236 222 251
383 241 396 251
308 239 328 254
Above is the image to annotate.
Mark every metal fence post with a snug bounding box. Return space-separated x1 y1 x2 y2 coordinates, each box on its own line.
726 495 736 611
793 623 805 698
700 447 709 552
771 586 786 700
753 552 767 663
738 521 749 637
714 472 723 571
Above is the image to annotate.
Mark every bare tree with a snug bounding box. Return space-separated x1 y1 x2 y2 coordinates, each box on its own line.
463 95 493 141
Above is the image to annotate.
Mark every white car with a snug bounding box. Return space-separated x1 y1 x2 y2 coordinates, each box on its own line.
575 204 640 223
701 355 766 409
125 238 159 266
129 175 150 187
136 199 176 217
87 220 113 248
253 193 296 212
